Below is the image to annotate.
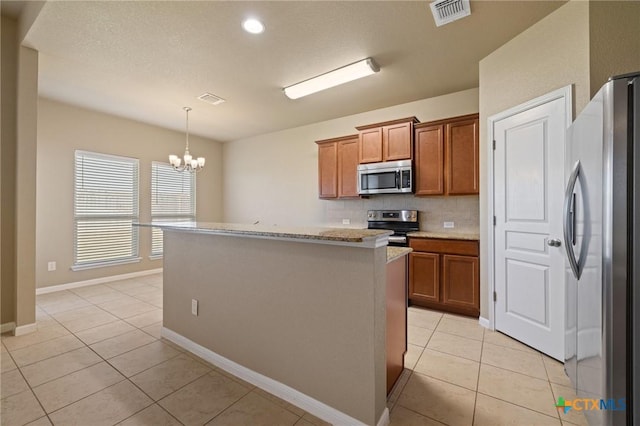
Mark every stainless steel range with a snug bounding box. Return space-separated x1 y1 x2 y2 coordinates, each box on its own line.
367 210 419 247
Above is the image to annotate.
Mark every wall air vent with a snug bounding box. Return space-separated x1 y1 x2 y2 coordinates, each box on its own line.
197 92 226 106
430 0 471 27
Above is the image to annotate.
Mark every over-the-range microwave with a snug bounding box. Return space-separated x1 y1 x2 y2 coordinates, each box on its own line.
357 160 412 195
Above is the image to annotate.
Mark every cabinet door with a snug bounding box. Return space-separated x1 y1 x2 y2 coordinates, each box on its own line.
445 118 479 195
383 122 412 161
359 128 383 163
386 255 407 394
338 137 359 198
317 142 337 198
442 255 479 313
408 252 439 303
414 125 444 195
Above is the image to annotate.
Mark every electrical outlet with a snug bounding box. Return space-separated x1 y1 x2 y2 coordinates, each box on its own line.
443 221 455 229
47 261 56 272
191 299 198 316
342 219 351 225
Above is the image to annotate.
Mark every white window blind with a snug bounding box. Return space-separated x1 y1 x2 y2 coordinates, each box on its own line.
74 150 140 269
151 162 196 256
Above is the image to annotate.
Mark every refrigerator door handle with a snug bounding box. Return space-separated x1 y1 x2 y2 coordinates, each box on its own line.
563 160 582 279
571 193 576 245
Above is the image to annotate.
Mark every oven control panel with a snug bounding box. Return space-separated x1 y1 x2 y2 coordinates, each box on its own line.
367 210 417 222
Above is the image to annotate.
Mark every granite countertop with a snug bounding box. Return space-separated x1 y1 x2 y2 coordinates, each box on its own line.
135 221 392 246
407 231 480 241
387 247 412 263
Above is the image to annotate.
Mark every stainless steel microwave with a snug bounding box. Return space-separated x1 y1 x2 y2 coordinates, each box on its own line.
357 160 412 195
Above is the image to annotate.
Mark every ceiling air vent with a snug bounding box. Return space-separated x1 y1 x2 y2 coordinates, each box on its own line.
430 0 471 27
197 92 226 106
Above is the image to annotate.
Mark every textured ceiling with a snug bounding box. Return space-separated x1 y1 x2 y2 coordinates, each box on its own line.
18 1 565 142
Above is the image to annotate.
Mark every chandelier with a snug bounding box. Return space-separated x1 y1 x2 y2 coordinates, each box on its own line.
169 107 205 172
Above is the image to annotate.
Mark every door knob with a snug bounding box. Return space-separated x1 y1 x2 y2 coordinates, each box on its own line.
547 238 562 247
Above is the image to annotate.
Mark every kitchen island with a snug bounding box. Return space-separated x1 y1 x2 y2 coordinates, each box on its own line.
136 222 394 426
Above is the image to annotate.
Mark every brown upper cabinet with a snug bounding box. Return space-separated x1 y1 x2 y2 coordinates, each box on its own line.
316 135 359 199
356 117 419 164
414 113 479 196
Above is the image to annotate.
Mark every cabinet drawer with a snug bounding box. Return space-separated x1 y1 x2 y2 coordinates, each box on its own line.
409 238 478 256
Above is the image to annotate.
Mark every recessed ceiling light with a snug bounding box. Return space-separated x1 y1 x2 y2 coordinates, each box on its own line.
242 18 265 34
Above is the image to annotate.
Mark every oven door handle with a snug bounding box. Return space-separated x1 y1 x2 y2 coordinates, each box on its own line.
387 235 407 245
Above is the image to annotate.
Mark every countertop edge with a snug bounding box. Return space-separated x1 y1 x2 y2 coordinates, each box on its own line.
407 231 480 241
387 247 412 263
135 222 393 248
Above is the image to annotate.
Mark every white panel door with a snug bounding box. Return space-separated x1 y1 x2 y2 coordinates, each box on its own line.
494 96 566 360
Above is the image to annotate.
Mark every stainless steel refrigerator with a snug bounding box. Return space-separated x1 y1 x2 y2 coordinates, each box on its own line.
564 72 639 425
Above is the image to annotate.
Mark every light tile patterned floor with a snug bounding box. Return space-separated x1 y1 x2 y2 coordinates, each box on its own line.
389 307 587 426
0 274 585 425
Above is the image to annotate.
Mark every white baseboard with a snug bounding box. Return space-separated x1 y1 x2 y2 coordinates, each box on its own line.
14 322 37 336
377 407 390 426
162 327 386 426
1 322 16 334
479 316 491 329
36 268 163 295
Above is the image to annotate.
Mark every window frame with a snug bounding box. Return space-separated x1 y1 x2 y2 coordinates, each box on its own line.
72 150 141 270
150 161 196 257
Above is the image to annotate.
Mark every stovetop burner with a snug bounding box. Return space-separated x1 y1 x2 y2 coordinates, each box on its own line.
367 210 419 247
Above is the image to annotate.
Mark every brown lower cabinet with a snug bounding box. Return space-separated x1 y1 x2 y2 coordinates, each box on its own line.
408 238 479 317
386 254 407 395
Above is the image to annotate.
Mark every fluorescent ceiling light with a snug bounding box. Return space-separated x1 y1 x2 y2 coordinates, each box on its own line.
283 58 380 100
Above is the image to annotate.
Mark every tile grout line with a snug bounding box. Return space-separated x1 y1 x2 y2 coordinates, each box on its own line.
471 329 486 425
409 368 479 394
411 312 563 424
393 403 447 425
22 288 562 425
479 359 558 384
2 333 59 424
202 389 275 426
115 400 185 426
476 333 563 421
431 329 484 341
473 389 563 421
420 345 480 363
19 313 122 415
21 281 168 419
542 356 564 423
3 311 88 371
1 277 163 424
100 343 184 378
388 314 442 420
32 323 156 420
249 387 309 420
31 281 183 423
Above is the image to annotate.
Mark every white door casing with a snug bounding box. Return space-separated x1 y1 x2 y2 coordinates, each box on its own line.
489 87 571 361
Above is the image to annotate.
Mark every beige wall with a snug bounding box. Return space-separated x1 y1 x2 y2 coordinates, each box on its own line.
163 230 387 424
15 46 39 328
36 99 224 288
478 0 640 320
589 1 640 96
223 88 479 233
1 15 18 325
478 0 591 319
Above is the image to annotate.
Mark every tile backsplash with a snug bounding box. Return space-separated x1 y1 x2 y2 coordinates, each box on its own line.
321 194 479 233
